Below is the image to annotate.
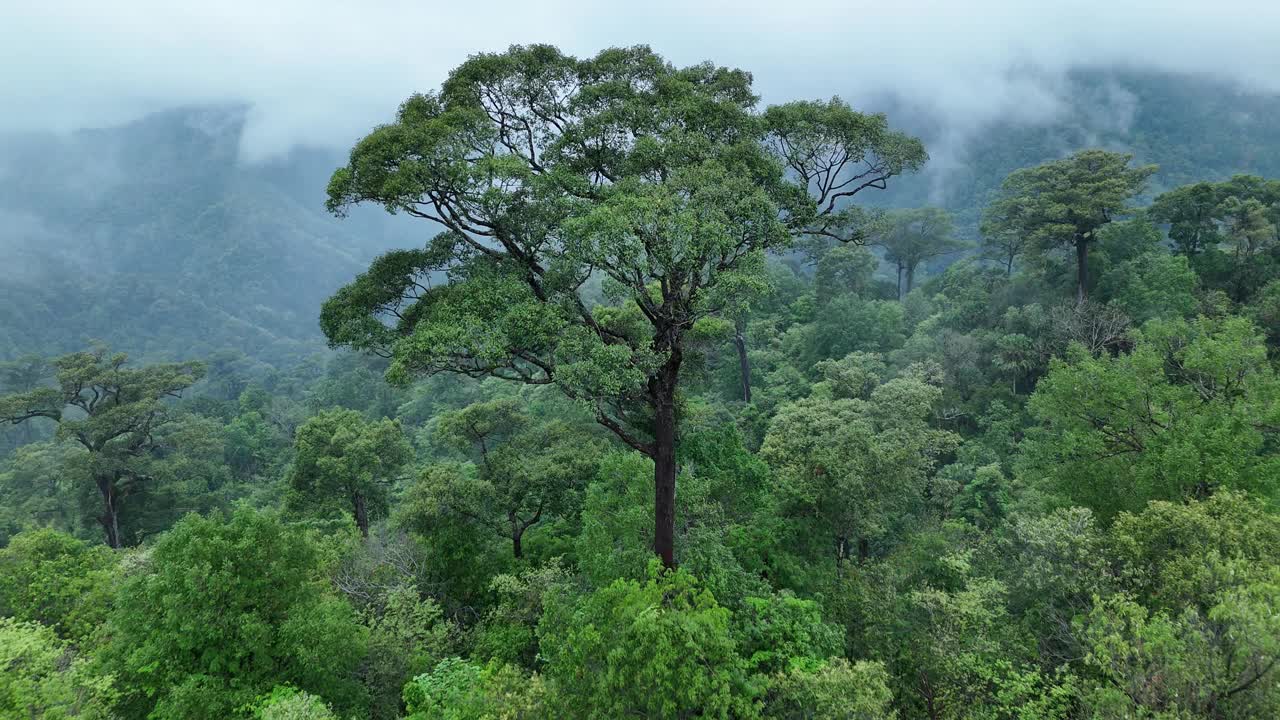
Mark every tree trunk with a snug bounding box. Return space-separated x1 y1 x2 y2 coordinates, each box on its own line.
904 263 916 298
1075 237 1089 303
895 265 904 300
509 511 526 559
650 352 682 570
1005 252 1014 277
352 493 369 538
96 474 121 549
733 320 751 403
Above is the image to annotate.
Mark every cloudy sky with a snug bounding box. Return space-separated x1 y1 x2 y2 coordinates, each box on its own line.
6 1 1280 158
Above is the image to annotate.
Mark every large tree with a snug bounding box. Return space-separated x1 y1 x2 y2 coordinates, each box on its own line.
321 44 925 567
0 347 203 548
984 150 1156 302
873 207 964 298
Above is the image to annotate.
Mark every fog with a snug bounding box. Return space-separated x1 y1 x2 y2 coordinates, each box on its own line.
6 1 1280 160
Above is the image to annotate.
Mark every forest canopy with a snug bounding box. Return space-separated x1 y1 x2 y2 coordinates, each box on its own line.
3 42 1280 720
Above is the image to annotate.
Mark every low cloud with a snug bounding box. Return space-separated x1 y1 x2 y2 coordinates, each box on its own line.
4 1 1280 159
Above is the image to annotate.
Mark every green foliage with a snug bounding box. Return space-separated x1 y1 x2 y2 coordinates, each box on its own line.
403 658 546 720
984 149 1157 300
762 361 959 568
104 508 367 719
362 584 459 720
0 529 116 643
395 464 513 609
735 592 843 675
761 658 895 720
1151 174 1280 302
0 441 93 545
1078 585 1280 718
8 48 1280 720
814 245 878 305
472 560 569 668
873 207 967 298
0 346 205 547
1022 316 1280 516
252 687 338 720
1099 251 1198 323
1108 492 1280 613
288 407 413 535
429 396 601 558
322 43 924 569
538 567 759 718
0 617 115 719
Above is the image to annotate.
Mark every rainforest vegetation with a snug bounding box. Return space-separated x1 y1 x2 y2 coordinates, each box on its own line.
3 45 1280 719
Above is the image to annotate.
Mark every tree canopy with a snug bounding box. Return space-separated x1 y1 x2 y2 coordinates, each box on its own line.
321 44 925 567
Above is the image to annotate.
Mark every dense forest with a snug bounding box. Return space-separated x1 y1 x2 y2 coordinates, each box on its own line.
2 45 1280 719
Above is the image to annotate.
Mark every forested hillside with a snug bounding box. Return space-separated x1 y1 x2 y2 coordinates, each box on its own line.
878 69 1280 217
0 106 420 365
4 69 1277 365
2 46 1280 720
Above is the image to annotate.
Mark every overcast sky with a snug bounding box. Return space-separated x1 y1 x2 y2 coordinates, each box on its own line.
6 1 1280 159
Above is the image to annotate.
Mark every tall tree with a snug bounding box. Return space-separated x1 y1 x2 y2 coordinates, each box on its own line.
321 44 925 567
0 347 203 548
873 207 964 298
984 150 1156 302
288 408 412 537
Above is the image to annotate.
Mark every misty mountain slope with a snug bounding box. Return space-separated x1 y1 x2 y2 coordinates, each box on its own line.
873 69 1280 232
3 70 1279 365
0 107 421 364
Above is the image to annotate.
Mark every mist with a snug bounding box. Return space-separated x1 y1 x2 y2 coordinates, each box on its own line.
7 1 1280 159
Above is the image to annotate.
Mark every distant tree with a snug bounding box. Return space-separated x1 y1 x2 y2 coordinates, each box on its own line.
979 215 1032 277
984 150 1156 302
761 360 959 568
0 354 48 448
321 44 924 568
1148 175 1280 303
0 347 203 548
288 408 413 537
0 440 87 543
1098 252 1198 323
429 397 600 558
873 207 965 298
1149 181 1222 255
814 244 878 305
1215 175 1280 300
